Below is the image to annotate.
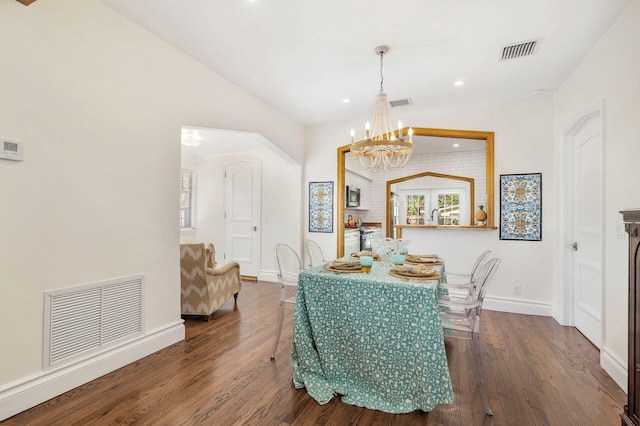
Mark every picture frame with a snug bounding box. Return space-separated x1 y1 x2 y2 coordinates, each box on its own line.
499 173 542 241
309 181 334 233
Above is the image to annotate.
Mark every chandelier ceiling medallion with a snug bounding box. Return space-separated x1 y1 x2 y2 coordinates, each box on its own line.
350 45 413 172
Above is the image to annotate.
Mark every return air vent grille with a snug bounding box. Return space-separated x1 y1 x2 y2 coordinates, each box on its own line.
500 40 540 60
390 98 412 108
44 274 145 369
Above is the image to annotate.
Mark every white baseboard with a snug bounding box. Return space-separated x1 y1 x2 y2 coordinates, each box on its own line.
0 320 185 422
483 295 554 316
550 306 566 326
258 270 278 283
601 345 627 392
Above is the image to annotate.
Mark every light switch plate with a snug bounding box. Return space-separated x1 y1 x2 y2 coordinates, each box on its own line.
616 223 625 239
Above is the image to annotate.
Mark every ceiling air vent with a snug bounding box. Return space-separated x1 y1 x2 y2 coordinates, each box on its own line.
389 98 412 108
500 39 540 61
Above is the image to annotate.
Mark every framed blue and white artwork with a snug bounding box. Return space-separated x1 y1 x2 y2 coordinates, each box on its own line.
499 173 542 241
309 181 333 233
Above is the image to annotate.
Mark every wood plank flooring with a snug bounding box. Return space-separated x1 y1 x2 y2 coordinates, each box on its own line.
3 280 626 425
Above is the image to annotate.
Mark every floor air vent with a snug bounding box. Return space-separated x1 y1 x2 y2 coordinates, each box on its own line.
44 274 145 369
500 39 540 60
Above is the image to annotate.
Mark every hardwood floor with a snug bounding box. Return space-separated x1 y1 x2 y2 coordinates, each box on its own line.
3 281 625 425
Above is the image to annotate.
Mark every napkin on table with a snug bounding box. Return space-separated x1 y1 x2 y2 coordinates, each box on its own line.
391 264 435 276
406 254 440 263
330 259 362 270
353 251 374 257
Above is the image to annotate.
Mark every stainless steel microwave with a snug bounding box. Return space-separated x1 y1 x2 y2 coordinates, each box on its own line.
346 186 360 207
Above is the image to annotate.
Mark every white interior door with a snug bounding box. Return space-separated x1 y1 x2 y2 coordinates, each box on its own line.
225 160 261 277
572 112 603 347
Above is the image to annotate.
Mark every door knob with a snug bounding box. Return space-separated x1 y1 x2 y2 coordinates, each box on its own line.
252 226 257 231
570 242 578 251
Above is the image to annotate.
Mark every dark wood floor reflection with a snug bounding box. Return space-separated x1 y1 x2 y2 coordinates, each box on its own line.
3 281 625 425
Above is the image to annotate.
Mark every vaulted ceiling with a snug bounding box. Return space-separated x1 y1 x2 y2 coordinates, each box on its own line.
19 1 630 126
99 0 630 126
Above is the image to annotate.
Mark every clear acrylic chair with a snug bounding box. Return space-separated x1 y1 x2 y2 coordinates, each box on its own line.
438 257 501 416
305 239 325 269
445 250 491 285
270 243 302 359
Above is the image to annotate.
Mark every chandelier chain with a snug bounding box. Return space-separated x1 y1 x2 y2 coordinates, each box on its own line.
379 50 384 94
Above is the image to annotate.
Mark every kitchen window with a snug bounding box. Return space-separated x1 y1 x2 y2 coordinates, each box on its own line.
436 191 461 225
405 194 426 224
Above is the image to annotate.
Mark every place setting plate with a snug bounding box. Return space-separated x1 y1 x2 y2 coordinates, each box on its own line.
404 254 443 266
323 260 363 273
388 265 442 280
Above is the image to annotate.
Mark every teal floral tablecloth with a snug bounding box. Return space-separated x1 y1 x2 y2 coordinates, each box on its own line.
291 261 454 413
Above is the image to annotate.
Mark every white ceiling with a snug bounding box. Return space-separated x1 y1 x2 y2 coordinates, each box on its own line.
180 126 270 158
101 0 628 128
412 136 483 154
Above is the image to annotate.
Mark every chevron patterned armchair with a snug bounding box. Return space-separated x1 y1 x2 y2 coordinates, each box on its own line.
180 243 241 320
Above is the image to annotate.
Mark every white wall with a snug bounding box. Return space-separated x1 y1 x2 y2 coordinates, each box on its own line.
553 0 640 387
0 0 303 418
305 95 555 314
186 150 302 279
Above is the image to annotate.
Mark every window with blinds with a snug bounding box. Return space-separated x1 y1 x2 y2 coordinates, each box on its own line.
180 169 194 229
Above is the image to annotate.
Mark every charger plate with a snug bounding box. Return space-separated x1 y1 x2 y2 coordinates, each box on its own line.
323 263 363 273
404 255 443 265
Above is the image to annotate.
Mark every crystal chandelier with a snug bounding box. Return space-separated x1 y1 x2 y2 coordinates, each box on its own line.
350 46 413 172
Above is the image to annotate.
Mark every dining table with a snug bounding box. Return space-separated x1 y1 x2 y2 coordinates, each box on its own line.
290 257 454 414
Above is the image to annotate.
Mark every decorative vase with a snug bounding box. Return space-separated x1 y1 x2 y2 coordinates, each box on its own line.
476 205 487 226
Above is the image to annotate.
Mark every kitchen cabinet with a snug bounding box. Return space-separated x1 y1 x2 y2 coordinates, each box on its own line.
344 229 360 256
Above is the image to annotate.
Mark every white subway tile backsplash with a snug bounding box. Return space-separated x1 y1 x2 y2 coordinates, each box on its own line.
358 149 486 233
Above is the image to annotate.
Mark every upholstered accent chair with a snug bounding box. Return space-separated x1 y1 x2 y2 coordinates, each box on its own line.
180 243 241 320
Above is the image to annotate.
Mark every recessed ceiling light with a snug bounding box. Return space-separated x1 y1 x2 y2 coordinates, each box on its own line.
342 98 351 104
181 129 202 146
453 143 460 148
454 80 465 86
531 89 544 96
